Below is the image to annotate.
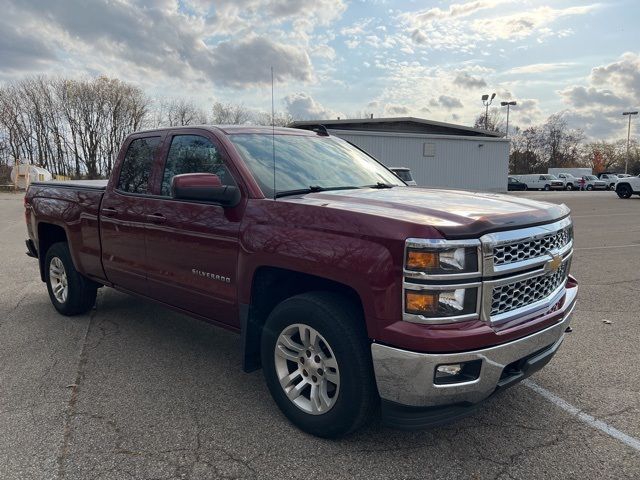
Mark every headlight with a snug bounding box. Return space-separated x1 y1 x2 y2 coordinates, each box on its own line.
403 238 481 323
405 244 479 275
404 287 478 319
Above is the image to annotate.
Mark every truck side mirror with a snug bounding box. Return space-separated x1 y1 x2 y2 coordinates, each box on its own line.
171 173 240 207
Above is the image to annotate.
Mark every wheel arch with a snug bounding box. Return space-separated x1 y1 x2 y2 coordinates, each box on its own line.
37 222 69 281
241 266 366 372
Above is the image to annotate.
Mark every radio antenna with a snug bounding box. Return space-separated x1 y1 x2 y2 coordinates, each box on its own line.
271 66 276 200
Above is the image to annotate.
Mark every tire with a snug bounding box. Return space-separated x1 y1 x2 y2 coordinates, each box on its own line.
523 186 528 191
261 292 377 438
616 184 633 199
544 184 551 191
45 242 97 315
566 184 573 191
587 185 593 191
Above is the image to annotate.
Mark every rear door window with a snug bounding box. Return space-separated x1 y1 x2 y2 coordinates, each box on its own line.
117 136 162 194
160 135 236 196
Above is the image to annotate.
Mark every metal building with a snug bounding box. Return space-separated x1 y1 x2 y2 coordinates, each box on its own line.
291 117 509 192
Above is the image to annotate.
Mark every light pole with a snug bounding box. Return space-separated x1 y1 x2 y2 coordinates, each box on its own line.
623 111 638 174
500 101 516 137
482 93 496 130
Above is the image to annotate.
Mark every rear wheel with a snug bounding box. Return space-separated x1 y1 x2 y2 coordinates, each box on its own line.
45 242 97 315
616 184 633 199
566 183 574 191
261 292 377 438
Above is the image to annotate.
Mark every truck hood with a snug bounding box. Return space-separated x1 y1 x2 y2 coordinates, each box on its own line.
282 187 569 238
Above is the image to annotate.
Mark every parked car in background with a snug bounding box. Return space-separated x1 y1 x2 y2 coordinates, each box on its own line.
389 167 417 186
617 173 632 178
518 174 564 191
580 175 607 190
507 176 527 191
556 173 579 190
615 175 640 198
597 173 619 190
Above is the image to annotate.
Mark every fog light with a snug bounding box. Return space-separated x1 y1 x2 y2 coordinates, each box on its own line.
434 360 482 385
436 364 462 376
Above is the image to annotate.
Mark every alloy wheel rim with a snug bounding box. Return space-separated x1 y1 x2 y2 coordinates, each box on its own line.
274 323 340 415
49 257 68 303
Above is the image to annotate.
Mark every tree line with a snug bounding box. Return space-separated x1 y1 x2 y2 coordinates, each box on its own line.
475 109 640 175
0 75 291 180
1 75 638 181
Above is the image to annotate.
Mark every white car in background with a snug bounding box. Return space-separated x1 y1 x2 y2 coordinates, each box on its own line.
518 174 564 191
580 175 607 190
556 173 580 190
598 173 619 190
615 175 640 198
389 167 417 186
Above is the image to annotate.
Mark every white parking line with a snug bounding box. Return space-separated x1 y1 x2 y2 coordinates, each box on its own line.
574 244 640 251
524 380 640 452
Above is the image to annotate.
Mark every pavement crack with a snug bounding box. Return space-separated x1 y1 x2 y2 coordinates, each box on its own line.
55 305 97 479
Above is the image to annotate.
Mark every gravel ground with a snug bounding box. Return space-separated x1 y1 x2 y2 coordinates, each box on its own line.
1 190 639 479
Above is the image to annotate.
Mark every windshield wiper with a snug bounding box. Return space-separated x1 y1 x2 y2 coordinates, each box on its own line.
367 182 395 189
275 185 361 198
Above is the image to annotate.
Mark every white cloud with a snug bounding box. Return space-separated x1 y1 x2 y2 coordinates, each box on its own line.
400 2 598 51
473 5 598 41
283 92 339 119
453 72 487 89
558 52 640 138
211 36 313 87
411 0 510 22
507 63 574 75
384 103 410 115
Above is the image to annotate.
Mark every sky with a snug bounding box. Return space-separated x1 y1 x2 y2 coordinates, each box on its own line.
1 0 639 139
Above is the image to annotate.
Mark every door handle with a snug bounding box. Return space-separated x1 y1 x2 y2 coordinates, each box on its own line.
101 207 118 216
146 213 167 224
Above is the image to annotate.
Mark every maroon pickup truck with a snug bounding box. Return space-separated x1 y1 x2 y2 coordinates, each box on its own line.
24 126 577 437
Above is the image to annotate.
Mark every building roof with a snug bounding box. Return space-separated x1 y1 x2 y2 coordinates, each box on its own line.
290 116 503 138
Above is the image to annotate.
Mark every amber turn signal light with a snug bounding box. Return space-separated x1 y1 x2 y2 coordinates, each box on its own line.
405 291 438 314
406 251 439 270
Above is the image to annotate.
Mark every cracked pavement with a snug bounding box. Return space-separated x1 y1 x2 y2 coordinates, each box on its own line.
1 191 639 479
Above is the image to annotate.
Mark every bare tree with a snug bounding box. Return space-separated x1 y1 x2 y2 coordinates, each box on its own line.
0 76 150 178
253 110 294 127
473 107 505 133
211 102 252 125
154 98 207 127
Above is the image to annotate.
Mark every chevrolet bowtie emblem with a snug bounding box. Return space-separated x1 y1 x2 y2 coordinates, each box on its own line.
547 254 562 273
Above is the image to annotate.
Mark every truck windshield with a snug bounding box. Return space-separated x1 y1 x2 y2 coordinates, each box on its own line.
229 133 405 198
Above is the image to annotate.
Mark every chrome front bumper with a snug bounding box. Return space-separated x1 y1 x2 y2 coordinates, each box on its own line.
371 285 577 408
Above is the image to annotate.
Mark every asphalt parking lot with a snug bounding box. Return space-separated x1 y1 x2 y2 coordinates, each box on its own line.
1 190 639 479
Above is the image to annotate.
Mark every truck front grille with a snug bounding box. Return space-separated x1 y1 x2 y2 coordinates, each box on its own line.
493 226 571 266
490 262 569 316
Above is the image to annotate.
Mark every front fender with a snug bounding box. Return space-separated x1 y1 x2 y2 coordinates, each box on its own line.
237 223 402 340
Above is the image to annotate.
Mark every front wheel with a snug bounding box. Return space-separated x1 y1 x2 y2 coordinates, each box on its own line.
261 292 377 438
544 184 551 191
587 185 593 191
45 242 97 315
617 184 633 199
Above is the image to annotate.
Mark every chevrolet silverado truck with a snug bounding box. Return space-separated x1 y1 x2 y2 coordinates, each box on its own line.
24 126 578 438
